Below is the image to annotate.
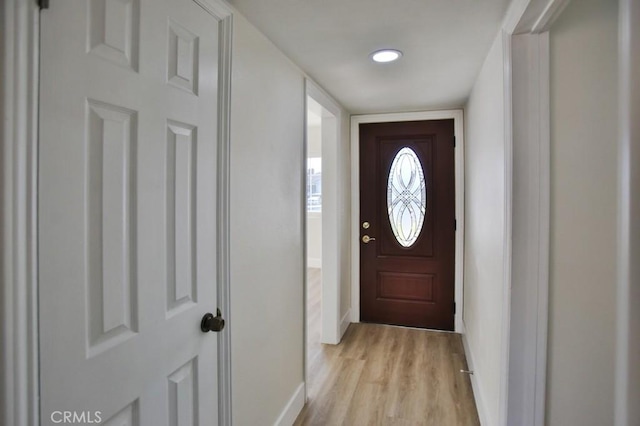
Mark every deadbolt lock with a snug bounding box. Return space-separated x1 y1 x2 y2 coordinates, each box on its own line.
362 221 370 229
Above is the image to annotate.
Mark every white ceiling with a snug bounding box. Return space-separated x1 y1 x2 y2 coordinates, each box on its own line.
227 0 511 114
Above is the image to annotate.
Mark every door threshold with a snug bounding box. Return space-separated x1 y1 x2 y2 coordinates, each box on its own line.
360 322 459 335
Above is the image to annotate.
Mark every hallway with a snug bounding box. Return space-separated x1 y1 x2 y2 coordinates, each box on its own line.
4 1 636 424
298 268 479 425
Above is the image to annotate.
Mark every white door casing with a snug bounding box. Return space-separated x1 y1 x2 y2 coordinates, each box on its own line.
305 79 345 345
616 0 640 424
38 0 231 424
501 1 570 425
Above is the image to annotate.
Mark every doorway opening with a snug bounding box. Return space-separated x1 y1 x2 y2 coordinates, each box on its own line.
304 80 343 405
305 96 324 396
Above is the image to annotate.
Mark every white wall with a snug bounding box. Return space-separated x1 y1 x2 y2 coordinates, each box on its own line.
547 0 618 424
229 10 352 423
463 31 507 426
230 12 305 425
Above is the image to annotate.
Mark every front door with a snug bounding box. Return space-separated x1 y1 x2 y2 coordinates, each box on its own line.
360 120 455 330
39 0 225 424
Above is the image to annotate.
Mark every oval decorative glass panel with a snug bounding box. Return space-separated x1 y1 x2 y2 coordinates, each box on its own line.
387 147 426 247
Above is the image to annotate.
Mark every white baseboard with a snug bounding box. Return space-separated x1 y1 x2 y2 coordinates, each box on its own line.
340 309 351 340
307 258 321 269
461 323 490 426
273 382 305 426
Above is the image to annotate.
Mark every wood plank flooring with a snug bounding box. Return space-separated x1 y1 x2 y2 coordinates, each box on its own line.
299 268 479 426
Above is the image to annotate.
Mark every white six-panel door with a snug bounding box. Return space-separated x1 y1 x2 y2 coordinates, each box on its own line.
39 0 224 424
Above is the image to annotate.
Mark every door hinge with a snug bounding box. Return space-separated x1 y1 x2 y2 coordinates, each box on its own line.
453 136 456 148
454 302 456 314
39 0 49 9
454 219 457 231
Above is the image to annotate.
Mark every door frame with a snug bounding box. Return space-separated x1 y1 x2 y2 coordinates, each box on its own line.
304 79 343 345
1 1 40 423
499 1 571 425
615 0 640 424
0 1 234 424
350 110 465 332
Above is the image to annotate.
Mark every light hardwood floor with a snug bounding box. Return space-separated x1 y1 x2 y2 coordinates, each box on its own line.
299 268 480 426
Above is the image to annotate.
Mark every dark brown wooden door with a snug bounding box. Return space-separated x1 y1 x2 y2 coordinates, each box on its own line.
360 119 455 330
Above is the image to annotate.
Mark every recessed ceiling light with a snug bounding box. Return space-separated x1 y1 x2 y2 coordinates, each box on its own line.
371 49 403 63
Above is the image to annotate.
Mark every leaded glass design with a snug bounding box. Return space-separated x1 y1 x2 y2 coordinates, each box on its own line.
387 147 426 247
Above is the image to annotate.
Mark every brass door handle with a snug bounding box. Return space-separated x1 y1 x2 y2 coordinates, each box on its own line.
362 235 376 244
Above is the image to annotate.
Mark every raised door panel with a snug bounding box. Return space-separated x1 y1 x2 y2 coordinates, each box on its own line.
168 358 199 426
166 121 198 317
103 401 140 426
86 99 139 357
167 20 199 95
378 272 435 303
88 0 140 70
